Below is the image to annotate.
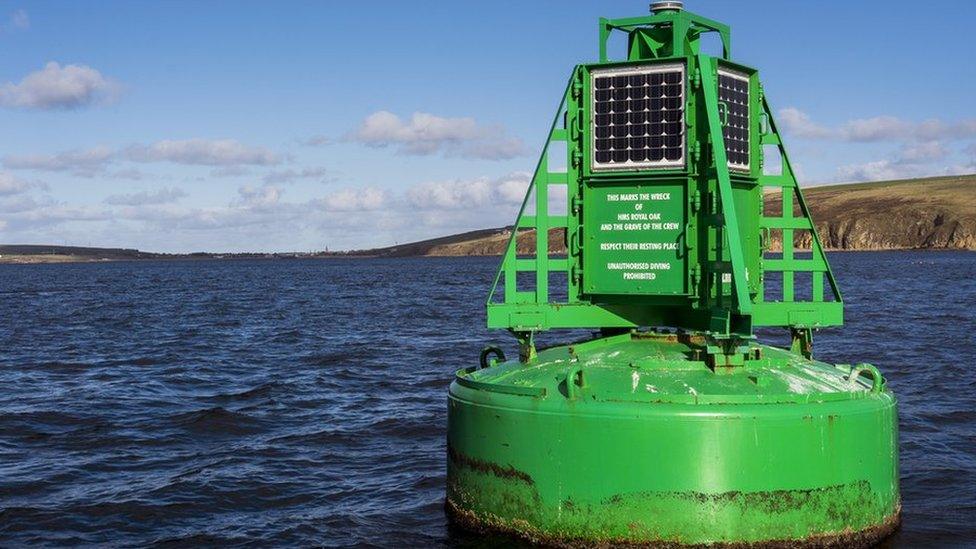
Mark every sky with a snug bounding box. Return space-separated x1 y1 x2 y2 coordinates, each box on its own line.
1 0 974 253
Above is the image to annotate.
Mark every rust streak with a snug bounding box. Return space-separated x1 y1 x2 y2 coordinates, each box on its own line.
447 443 535 486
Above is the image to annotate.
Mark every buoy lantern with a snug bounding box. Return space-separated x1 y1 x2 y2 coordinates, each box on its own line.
446 2 899 547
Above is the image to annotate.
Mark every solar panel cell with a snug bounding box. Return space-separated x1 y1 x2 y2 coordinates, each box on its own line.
718 68 750 172
591 64 684 170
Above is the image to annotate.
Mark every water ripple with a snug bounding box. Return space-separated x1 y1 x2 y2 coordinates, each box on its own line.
0 253 973 546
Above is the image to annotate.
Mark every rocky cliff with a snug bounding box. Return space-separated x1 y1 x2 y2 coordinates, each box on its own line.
767 175 976 250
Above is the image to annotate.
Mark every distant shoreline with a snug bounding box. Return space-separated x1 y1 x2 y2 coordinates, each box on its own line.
1 247 972 266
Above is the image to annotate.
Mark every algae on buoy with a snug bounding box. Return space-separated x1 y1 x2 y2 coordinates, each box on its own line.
446 2 899 547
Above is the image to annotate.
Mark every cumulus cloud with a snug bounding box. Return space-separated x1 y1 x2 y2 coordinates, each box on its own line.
236 184 282 209
0 172 48 225
262 167 334 184
405 172 530 210
778 108 976 143
3 203 110 231
2 146 113 177
0 166 557 252
123 139 280 166
104 187 187 206
347 111 528 160
896 141 949 163
3 139 281 176
779 108 976 182
107 168 146 180
0 171 33 195
833 138 970 182
117 185 387 236
839 116 911 142
834 161 970 182
0 62 120 110
210 166 251 178
0 193 43 216
316 187 387 211
777 107 833 139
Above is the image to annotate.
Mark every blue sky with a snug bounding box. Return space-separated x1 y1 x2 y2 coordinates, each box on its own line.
1 0 974 253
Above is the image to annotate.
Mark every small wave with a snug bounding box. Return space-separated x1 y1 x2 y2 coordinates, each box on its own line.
168 407 266 435
204 381 279 403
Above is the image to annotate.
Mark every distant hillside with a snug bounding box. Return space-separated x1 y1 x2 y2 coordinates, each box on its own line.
767 174 976 250
381 174 976 256
0 245 159 264
356 227 516 257
0 245 324 264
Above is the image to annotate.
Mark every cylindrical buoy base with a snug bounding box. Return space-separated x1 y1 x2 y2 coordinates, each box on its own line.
446 336 899 547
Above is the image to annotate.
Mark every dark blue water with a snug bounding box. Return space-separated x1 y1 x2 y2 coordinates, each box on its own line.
0 252 973 547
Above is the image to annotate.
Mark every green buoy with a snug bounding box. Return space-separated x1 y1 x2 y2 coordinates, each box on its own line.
446 2 900 546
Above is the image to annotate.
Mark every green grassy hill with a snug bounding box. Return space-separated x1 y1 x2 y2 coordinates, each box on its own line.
768 174 976 250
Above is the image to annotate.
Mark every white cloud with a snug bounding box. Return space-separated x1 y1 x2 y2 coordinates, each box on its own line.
780 108 976 182
835 139 966 182
896 141 949 163
236 184 282 209
317 187 387 211
777 107 833 139
836 160 969 182
2 146 113 177
405 172 530 210
107 168 146 180
262 167 334 184
0 195 42 216
351 111 474 153
0 172 47 221
458 134 529 161
103 184 397 241
105 187 187 206
835 160 909 182
0 62 119 110
123 139 281 166
0 171 33 195
3 203 110 230
914 119 976 141
210 166 251 178
495 172 533 204
4 140 281 175
0 167 555 252
778 108 976 143
840 116 910 142
347 111 528 160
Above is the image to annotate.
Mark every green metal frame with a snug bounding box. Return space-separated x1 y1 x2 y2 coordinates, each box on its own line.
487 9 842 350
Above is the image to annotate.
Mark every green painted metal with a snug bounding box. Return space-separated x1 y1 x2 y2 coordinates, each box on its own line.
451 3 898 547
448 334 900 546
486 3 842 349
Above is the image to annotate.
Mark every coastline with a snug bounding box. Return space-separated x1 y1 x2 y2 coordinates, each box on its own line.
1 246 973 265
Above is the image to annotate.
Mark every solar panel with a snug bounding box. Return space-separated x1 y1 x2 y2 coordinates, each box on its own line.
591 64 685 171
718 68 750 172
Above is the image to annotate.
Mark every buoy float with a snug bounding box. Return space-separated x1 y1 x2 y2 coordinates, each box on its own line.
446 2 899 546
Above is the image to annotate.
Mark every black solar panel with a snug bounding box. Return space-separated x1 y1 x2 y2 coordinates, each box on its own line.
591 64 684 170
718 68 750 171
